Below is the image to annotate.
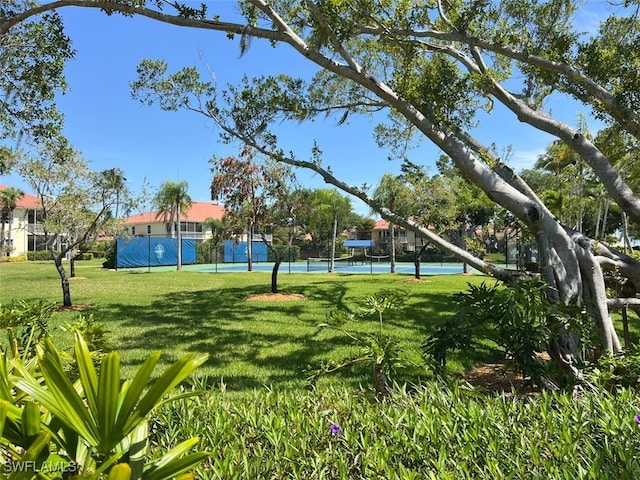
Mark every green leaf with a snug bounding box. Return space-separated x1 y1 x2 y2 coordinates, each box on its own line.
0 354 13 402
122 353 207 434
20 401 41 444
7 432 51 480
0 400 8 439
113 351 162 435
143 437 209 480
128 420 149 480
11 344 98 445
97 351 121 453
74 331 99 420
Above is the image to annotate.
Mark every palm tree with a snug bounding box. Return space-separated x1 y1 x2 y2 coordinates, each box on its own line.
311 189 351 272
153 180 192 270
373 174 412 274
0 187 24 256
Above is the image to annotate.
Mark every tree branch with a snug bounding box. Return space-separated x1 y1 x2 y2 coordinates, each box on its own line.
304 0 362 74
437 44 640 224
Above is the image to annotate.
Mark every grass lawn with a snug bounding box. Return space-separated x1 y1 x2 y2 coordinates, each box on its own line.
1 259 501 392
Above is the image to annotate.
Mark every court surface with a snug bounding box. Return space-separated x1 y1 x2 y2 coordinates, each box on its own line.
167 261 484 275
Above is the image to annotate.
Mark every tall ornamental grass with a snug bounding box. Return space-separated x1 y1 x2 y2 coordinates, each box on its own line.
150 383 640 479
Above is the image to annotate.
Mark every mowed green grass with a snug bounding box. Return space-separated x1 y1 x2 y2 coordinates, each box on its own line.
0 260 490 392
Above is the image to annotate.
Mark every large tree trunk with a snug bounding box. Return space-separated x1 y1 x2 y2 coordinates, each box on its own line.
498 170 626 370
329 212 337 273
52 251 72 307
176 219 183 271
389 222 396 274
271 255 282 294
247 221 253 272
0 209 7 255
414 243 429 280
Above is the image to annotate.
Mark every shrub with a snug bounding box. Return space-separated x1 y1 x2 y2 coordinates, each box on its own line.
27 250 57 261
306 293 409 398
75 252 94 261
585 347 640 390
102 240 116 268
422 279 591 385
0 254 28 263
150 382 640 479
1 334 209 479
89 240 111 259
0 299 55 359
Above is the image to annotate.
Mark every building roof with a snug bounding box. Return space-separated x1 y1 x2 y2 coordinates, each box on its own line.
374 219 390 230
0 184 40 209
374 219 436 231
124 201 225 224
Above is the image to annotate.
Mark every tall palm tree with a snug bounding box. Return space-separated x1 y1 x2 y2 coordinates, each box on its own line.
153 180 192 270
0 187 24 256
311 189 351 273
373 174 413 274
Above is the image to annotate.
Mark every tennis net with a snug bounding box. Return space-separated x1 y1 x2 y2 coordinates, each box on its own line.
306 256 355 272
365 253 390 263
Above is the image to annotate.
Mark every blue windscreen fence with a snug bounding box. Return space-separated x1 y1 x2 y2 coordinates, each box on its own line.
116 237 196 268
223 240 268 263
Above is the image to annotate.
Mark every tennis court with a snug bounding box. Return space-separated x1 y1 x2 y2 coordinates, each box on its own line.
188 261 481 275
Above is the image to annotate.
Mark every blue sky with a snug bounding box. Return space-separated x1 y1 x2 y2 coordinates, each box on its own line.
4 1 608 216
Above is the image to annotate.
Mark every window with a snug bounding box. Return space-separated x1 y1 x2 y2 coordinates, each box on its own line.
28 210 43 224
179 222 203 233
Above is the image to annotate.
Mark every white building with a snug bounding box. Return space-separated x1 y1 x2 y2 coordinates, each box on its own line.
0 184 63 257
122 201 226 241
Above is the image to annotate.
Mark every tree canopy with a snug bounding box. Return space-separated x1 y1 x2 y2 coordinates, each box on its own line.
5 0 640 373
19 152 131 306
154 179 192 270
0 1 74 167
210 146 301 291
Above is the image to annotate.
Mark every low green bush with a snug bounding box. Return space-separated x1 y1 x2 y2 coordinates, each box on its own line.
585 347 640 390
0 299 55 359
422 279 592 386
151 382 640 479
75 252 94 260
0 254 28 263
27 250 57 261
1 334 209 479
102 241 116 268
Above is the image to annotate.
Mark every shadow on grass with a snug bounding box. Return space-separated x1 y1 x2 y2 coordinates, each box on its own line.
102 279 366 391
100 276 501 391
